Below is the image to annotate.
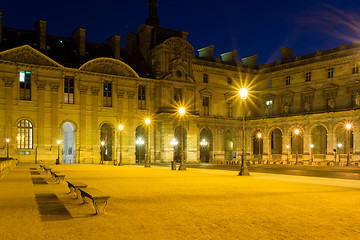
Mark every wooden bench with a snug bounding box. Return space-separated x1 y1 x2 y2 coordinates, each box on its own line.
66 181 88 199
53 172 65 184
79 188 110 214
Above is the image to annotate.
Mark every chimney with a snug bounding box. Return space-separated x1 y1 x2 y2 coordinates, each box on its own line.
280 47 294 63
180 31 189 40
72 27 86 56
34 19 47 51
0 12 3 45
125 33 138 50
220 50 237 64
241 54 258 68
198 45 215 59
107 35 121 59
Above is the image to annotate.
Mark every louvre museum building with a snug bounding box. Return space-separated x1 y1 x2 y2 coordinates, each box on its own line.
1 1 360 166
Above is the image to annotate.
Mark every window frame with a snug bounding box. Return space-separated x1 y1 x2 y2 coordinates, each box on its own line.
19 70 31 101
64 76 75 104
17 119 33 149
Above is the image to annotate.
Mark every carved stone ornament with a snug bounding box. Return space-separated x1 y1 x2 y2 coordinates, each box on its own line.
91 86 100 96
0 45 62 67
163 37 194 54
36 80 47 91
80 58 139 78
127 90 135 99
117 89 125 98
49 82 60 92
78 84 88 95
3 77 15 87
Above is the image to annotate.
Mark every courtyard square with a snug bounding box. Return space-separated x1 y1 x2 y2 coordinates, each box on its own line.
1 164 360 240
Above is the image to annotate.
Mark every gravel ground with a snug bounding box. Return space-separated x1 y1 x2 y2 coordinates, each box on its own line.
0 164 359 240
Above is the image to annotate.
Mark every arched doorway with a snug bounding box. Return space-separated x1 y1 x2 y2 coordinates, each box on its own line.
100 123 113 162
224 130 233 162
174 126 187 163
311 125 327 156
270 128 282 161
199 127 213 163
61 122 76 164
135 125 146 164
291 132 303 155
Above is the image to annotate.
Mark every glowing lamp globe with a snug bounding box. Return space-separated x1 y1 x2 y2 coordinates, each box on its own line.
239 88 248 99
179 107 186 116
145 118 151 125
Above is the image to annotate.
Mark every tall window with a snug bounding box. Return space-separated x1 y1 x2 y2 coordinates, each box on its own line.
203 73 208 83
103 81 112 107
285 76 291 85
17 120 33 149
328 67 334 78
19 70 31 100
351 89 360 106
203 97 209 116
353 64 359 74
227 77 232 85
64 76 74 104
138 85 146 110
267 80 272 89
174 88 182 103
227 100 233 118
305 72 311 82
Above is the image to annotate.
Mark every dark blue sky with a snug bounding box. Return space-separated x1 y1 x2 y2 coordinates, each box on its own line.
1 0 360 64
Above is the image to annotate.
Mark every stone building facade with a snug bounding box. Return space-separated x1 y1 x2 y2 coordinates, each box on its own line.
0 1 359 165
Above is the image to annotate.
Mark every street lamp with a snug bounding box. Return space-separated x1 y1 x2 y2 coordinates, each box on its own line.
345 123 352 166
170 138 178 170
337 143 342 164
257 132 262 164
238 88 250 176
100 141 105 164
56 140 61 164
118 124 124 166
178 107 186 170
145 118 151 168
286 144 290 164
294 129 300 165
310 144 314 163
5 138 10 159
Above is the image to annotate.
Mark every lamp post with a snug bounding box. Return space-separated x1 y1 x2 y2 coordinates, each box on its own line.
100 141 105 164
257 132 262 164
286 144 290 164
200 139 208 162
337 143 342 165
310 144 314 163
118 124 124 166
238 88 249 176
56 140 61 164
145 118 151 168
294 129 300 165
5 138 10 159
170 138 178 170
346 123 352 166
178 107 186 170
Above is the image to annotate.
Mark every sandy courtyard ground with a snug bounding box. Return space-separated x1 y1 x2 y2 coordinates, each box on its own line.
0 164 359 240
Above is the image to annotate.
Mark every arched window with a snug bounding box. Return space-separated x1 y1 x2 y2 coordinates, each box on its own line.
17 119 33 149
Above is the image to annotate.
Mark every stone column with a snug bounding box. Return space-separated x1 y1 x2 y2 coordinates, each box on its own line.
303 125 310 161
127 90 136 164
36 80 46 159
3 77 14 158
282 134 290 161
79 84 88 163
213 128 223 163
353 126 360 161
263 134 270 161
50 82 60 162
91 86 100 164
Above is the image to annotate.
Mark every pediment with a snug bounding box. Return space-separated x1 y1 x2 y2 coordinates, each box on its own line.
321 83 338 91
262 93 275 100
79 58 139 78
199 88 213 98
0 45 63 67
300 87 316 94
346 80 360 88
279 90 294 96
163 37 194 53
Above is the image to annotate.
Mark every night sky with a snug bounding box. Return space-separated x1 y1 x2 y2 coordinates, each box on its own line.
1 0 360 64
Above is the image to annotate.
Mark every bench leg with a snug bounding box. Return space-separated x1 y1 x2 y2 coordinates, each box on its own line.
92 199 108 214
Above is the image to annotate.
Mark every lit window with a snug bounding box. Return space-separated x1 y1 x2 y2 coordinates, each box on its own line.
19 70 31 100
103 81 112 107
266 100 273 115
64 76 74 104
17 120 33 149
138 85 146 110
